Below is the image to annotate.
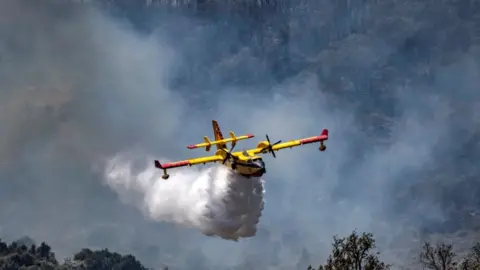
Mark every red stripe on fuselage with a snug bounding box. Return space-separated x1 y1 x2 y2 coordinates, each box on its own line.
187 145 198 149
162 160 190 168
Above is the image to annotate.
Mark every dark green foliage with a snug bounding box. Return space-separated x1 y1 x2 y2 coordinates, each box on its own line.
0 238 149 270
308 230 390 270
0 238 58 270
72 248 147 270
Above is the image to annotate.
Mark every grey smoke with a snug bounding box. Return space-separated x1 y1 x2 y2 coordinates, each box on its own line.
0 0 479 269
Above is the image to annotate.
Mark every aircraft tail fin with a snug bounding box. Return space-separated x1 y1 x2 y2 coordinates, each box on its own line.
212 120 226 150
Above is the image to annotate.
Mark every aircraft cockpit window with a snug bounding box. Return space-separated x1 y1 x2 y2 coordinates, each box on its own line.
243 150 249 156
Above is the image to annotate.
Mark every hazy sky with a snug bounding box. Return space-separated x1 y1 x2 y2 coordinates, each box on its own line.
1 1 479 269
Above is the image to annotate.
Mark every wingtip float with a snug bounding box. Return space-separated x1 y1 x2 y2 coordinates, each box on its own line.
154 120 329 180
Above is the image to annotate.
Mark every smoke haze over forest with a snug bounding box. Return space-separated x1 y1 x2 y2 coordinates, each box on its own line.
0 0 479 269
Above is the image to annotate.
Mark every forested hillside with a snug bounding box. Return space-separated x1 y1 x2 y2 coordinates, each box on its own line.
1 0 479 269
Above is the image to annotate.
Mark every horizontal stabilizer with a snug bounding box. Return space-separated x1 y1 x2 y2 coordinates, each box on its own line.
187 133 255 151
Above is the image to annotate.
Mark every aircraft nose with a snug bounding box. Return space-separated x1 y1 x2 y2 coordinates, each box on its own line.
252 160 266 176
254 160 265 169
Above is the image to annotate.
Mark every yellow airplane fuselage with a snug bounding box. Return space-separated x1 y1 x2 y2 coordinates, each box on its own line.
214 149 266 178
153 120 329 180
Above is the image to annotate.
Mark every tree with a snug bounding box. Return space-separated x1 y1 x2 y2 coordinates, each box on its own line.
72 248 148 270
459 243 480 270
419 242 458 270
0 238 152 270
308 230 390 270
0 238 58 270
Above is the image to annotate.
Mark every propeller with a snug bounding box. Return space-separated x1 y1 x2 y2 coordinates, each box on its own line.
221 143 239 169
261 134 282 158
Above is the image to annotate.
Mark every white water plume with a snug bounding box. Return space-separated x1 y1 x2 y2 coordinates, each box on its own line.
103 152 265 241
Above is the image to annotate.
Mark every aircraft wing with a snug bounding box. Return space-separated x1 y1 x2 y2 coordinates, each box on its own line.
247 129 328 155
154 155 224 170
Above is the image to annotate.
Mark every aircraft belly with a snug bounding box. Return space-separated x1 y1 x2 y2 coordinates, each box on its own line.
236 165 251 175
235 164 263 177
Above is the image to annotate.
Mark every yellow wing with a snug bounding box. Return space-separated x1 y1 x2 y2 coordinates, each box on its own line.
247 129 329 156
154 155 224 170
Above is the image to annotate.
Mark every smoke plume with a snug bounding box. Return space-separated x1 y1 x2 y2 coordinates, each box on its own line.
1 0 479 269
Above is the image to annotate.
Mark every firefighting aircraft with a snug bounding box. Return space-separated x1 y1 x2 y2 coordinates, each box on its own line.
154 120 328 180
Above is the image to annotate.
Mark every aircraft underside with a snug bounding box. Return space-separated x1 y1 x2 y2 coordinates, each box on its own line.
233 166 266 178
